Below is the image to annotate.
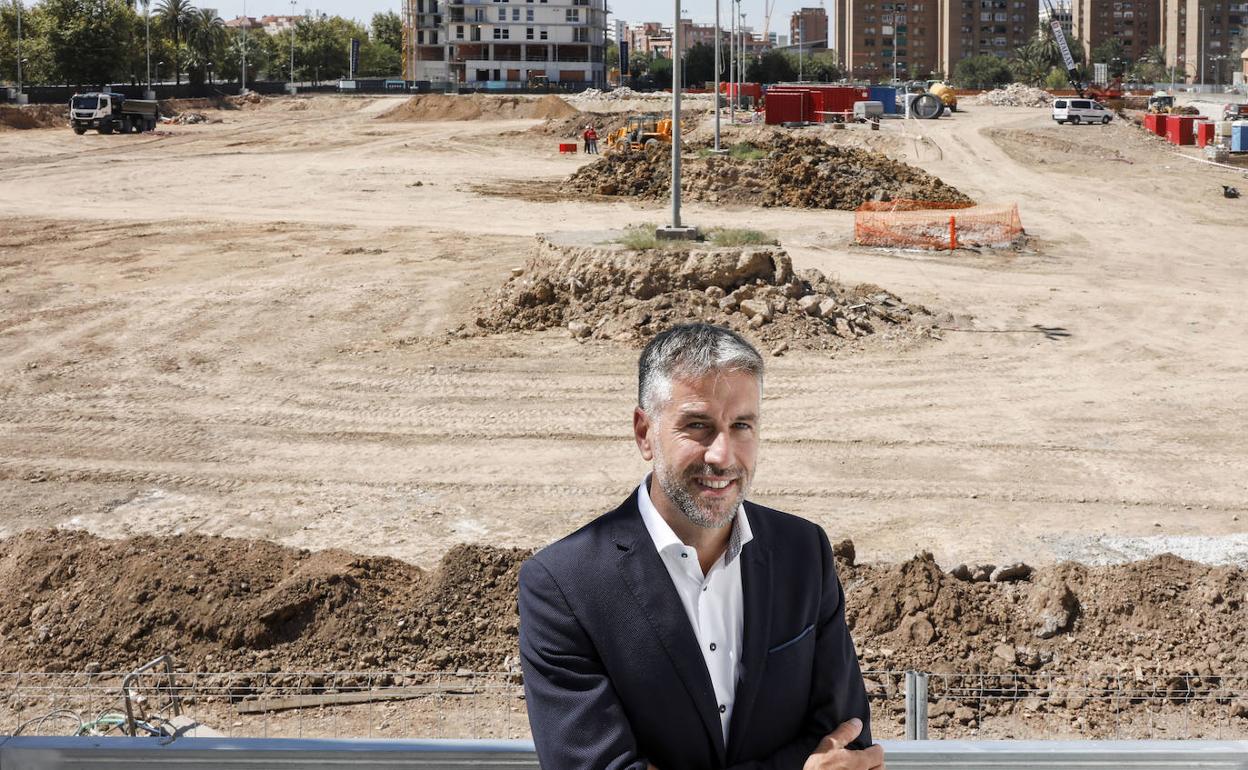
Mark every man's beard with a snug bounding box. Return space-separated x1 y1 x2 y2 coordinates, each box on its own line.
653 448 751 530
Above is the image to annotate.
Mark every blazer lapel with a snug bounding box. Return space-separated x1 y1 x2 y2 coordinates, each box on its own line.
612 498 726 763
726 507 773 762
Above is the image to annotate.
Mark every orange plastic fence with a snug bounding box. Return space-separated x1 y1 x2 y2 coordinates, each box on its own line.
856 198 976 212
854 203 1023 250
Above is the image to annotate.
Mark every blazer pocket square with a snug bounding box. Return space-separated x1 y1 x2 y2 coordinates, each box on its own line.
767 624 815 654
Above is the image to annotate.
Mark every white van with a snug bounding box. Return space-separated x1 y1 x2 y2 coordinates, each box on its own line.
1052 98 1112 125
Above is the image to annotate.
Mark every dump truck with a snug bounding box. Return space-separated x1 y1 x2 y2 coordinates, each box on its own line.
605 114 675 152
70 92 160 135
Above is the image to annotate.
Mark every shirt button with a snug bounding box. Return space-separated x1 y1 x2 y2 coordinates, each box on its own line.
709 642 717 651
719 704 727 714
680 552 688 559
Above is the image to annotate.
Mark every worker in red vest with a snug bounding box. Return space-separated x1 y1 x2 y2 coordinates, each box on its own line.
583 124 599 154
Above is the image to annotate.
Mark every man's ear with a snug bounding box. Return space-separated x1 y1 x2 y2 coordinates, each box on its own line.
633 407 654 461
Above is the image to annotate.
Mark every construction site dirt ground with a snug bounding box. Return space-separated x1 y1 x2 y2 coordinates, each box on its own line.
0 95 1246 736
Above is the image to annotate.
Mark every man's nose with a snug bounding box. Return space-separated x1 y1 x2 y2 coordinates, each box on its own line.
704 429 732 468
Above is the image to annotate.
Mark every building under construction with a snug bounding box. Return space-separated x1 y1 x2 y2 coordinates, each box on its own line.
401 0 608 89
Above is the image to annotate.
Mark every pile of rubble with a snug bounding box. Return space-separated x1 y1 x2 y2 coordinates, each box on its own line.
168 112 211 125
973 83 1055 108
0 104 68 131
567 87 654 102
562 136 971 210
2 528 1246 738
472 236 932 350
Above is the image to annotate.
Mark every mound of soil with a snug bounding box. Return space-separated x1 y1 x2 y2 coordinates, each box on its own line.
530 112 634 140
0 104 68 131
472 237 933 349
0 530 524 672
2 529 1246 733
563 135 971 210
376 93 578 122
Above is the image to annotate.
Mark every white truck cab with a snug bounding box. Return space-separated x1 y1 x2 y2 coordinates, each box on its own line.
1052 98 1112 125
70 92 160 135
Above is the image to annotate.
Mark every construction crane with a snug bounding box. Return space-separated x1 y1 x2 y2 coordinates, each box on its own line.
1040 0 1122 102
760 0 777 49
1040 0 1083 96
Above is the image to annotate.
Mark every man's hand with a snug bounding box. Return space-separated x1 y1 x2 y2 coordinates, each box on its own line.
802 718 885 770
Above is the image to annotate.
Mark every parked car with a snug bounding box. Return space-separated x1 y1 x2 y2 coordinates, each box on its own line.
1052 98 1112 125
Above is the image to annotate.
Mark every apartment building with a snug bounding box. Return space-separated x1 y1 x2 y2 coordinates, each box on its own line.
1038 0 1073 40
844 1 943 80
1070 0 1160 65
1161 0 1248 83
842 0 1036 81
402 0 607 87
940 0 1038 73
791 7 830 50
626 20 768 60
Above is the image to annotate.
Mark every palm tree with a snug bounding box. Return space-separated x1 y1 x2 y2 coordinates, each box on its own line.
1010 39 1052 86
157 0 197 86
186 7 225 84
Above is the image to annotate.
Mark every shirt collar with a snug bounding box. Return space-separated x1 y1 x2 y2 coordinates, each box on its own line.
637 474 753 566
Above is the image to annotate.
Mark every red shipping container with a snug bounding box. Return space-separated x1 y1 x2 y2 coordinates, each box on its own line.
1196 121 1215 147
1165 114 1201 145
765 92 806 125
1145 113 1168 136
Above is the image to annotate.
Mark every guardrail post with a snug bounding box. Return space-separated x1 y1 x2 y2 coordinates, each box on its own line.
904 671 916 740
915 672 929 740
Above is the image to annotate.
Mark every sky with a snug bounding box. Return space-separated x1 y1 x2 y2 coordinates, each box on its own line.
207 0 812 34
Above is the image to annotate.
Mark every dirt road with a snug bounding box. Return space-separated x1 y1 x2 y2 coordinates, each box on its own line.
0 96 1244 570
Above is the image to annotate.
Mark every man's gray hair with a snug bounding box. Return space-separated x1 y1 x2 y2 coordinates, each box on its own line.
638 323 764 417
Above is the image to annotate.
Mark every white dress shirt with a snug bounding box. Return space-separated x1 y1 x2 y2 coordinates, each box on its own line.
637 476 754 744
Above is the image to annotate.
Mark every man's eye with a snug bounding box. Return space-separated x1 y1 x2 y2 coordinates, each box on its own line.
733 423 753 431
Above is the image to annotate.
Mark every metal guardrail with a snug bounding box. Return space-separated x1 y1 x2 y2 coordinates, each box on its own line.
1 737 1248 769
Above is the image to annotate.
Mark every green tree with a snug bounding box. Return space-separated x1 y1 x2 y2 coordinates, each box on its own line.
295 14 363 83
953 54 1013 88
1129 45 1167 85
803 50 842 82
1 3 57 84
359 40 399 76
156 0 195 85
683 42 715 86
1010 38 1052 86
646 55 672 86
185 6 224 85
745 49 796 84
370 10 401 51
1090 38 1127 78
1043 65 1071 90
42 0 135 86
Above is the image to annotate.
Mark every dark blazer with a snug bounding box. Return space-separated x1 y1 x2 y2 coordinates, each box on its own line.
519 491 871 770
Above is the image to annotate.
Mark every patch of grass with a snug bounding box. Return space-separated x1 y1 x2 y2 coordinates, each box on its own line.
616 226 661 250
707 227 779 247
696 142 769 161
607 225 779 251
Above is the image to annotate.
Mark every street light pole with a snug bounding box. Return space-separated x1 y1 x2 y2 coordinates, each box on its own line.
713 0 721 150
15 0 24 104
729 5 736 123
656 0 695 239
738 4 745 102
892 11 898 83
241 0 249 94
799 17 804 81
289 0 297 92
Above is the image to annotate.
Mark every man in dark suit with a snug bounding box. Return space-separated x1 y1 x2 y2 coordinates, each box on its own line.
519 323 882 770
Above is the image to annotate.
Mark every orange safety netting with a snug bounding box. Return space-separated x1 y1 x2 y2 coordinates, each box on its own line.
855 198 976 212
854 203 1023 250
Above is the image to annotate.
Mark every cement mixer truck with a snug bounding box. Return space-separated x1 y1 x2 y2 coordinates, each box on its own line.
69 92 160 135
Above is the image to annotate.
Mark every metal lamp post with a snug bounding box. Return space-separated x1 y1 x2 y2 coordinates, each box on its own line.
289 0 298 93
729 5 736 122
713 0 721 151
156 60 164 86
241 0 249 95
799 17 804 82
143 0 154 98
656 0 696 239
14 0 26 104
738 4 745 104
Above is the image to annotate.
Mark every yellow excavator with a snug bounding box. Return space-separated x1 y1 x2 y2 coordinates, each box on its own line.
606 114 675 152
1146 92 1200 115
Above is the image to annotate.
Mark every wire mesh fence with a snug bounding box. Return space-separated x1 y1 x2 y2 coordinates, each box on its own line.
4 668 1247 740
